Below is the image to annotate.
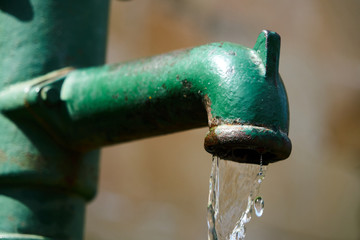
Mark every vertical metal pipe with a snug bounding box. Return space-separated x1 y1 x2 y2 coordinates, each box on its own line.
0 0 109 87
0 0 109 239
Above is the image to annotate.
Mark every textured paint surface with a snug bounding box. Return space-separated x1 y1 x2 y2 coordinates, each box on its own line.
59 31 290 163
0 188 85 239
0 0 109 88
0 31 291 164
0 0 109 239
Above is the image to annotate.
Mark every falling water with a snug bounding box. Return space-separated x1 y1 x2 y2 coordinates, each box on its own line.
207 155 267 240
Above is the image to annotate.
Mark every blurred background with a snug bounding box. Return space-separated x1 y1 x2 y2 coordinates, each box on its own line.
85 0 360 239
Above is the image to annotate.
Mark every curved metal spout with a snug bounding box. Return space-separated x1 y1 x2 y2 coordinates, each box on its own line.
61 30 291 164
0 31 291 165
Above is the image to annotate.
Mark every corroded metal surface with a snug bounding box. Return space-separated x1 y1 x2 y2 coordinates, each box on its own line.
204 125 291 164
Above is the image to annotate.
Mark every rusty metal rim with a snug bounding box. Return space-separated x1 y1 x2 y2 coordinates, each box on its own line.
204 124 291 164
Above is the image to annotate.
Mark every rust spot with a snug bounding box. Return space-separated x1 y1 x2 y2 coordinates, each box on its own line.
204 127 219 146
181 79 192 89
162 83 167 89
10 153 48 169
209 116 223 127
203 96 229 127
0 149 7 163
5 153 46 169
112 93 119 99
203 94 212 127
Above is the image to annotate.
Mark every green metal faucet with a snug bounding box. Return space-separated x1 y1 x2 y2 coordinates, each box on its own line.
0 1 291 239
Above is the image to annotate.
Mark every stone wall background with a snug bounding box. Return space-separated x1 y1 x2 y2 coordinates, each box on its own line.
85 1 360 239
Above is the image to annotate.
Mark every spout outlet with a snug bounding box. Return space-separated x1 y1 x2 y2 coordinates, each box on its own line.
204 30 291 164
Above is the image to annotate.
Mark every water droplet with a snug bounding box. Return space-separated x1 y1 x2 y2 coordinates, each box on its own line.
254 196 264 217
255 172 264 184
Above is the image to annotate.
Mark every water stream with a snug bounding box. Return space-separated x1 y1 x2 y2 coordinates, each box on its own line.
207 155 267 240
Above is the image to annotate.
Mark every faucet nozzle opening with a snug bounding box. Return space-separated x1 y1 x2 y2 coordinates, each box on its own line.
204 125 291 165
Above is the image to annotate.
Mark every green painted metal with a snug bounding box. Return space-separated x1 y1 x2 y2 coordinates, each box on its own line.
0 31 291 164
0 0 109 239
0 0 291 238
0 0 109 87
